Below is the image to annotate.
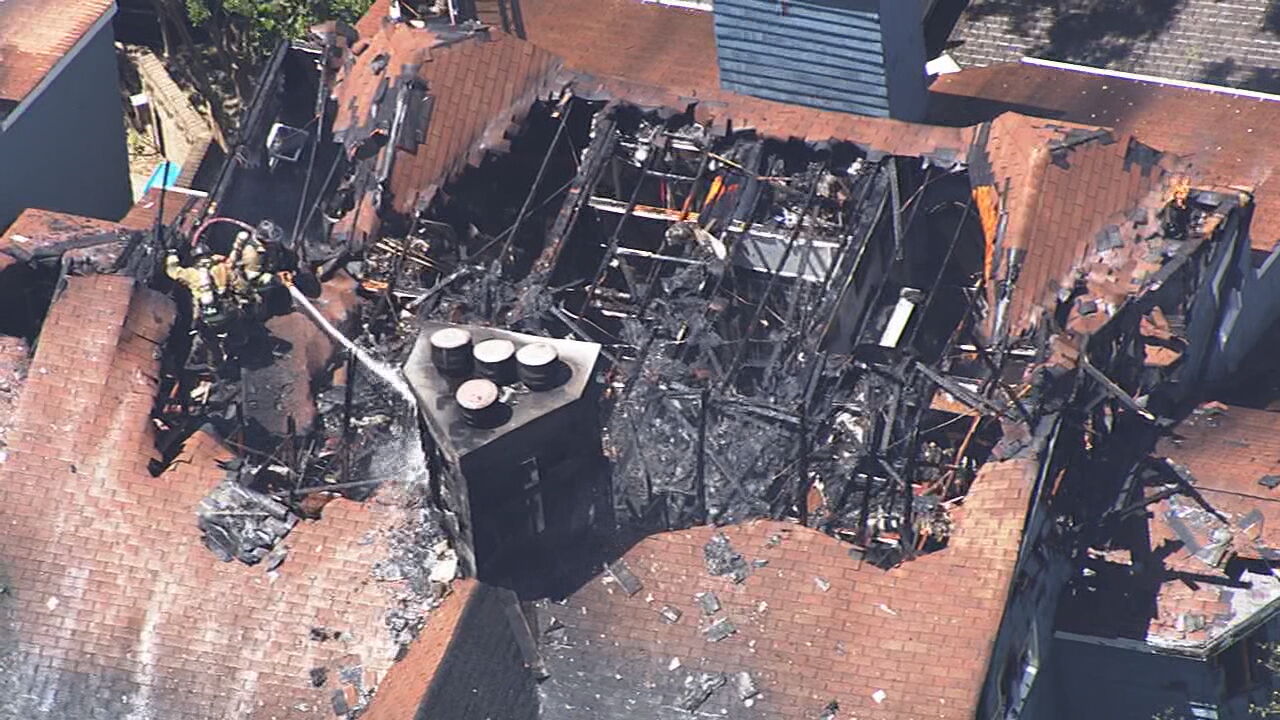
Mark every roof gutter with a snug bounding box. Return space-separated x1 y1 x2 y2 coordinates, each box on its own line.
0 2 119 133
1020 56 1280 105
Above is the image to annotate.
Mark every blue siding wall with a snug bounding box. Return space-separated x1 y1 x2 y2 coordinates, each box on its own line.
0 17 132 230
714 0 926 121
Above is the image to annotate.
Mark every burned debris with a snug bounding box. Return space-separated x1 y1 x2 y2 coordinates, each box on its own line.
390 98 997 573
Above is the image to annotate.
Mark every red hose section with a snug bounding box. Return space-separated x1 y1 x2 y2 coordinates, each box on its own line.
190 217 257 249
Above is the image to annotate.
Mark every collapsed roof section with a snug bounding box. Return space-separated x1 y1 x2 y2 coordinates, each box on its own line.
321 15 564 249
968 115 1173 344
1061 402 1280 657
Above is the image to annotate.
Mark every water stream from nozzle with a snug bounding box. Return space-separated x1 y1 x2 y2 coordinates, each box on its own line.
286 283 416 404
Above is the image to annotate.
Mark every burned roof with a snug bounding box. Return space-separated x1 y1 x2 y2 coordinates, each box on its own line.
932 62 1280 251
535 458 1036 720
971 113 1173 340
329 15 563 221
946 0 1280 95
1059 403 1280 656
0 274 455 718
0 189 194 270
486 0 969 159
0 0 115 109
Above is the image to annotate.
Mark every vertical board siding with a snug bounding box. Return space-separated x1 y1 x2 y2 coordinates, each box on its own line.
714 0 892 117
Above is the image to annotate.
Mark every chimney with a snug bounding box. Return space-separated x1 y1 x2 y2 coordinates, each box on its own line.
713 0 927 121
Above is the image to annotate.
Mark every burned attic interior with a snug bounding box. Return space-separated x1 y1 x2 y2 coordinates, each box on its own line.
145 84 997 588
396 100 999 578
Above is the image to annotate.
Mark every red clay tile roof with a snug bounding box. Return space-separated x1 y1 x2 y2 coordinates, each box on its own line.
1061 403 1280 654
973 114 1170 337
0 189 192 264
0 274 444 718
0 0 115 105
362 580 478 720
0 208 124 262
511 0 968 157
1159 404 1280 550
540 458 1036 719
118 187 198 229
0 336 27 447
934 62 1280 250
332 18 563 217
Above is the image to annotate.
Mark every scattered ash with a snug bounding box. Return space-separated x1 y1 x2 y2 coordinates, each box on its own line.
704 533 749 583
366 412 453 651
0 337 29 452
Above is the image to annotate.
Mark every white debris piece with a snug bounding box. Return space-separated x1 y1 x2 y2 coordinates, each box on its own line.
428 545 459 583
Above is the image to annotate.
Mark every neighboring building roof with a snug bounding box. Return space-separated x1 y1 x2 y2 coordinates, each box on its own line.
932 62 1280 251
0 0 115 108
1059 403 1280 656
946 0 1280 95
0 274 442 718
536 458 1037 720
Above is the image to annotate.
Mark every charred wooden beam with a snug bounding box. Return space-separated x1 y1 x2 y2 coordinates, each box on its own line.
528 107 617 282
913 361 1010 420
579 133 671 315
721 165 824 390
1078 356 1157 423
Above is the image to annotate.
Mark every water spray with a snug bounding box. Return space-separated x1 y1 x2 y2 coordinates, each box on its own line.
285 283 416 404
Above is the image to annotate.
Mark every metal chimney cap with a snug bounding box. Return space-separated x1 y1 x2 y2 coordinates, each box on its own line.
516 342 558 368
473 338 516 364
430 327 472 350
455 378 499 410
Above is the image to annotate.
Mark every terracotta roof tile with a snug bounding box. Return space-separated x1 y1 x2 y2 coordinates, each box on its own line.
331 20 562 219
0 274 448 717
971 114 1172 337
539 458 1036 719
0 189 193 264
0 0 115 104
934 62 1280 251
506 0 968 155
362 580 479 720
1062 403 1280 655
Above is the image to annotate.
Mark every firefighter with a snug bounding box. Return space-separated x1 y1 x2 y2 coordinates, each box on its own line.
165 248 234 327
166 231 280 328
226 230 276 303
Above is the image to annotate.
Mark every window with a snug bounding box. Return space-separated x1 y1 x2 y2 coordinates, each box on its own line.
1000 620 1041 719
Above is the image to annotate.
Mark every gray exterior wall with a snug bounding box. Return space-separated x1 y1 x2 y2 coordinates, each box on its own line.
0 13 131 230
975 422 1073 720
1030 625 1280 720
713 0 927 121
1206 207 1280 383
416 584 540 720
